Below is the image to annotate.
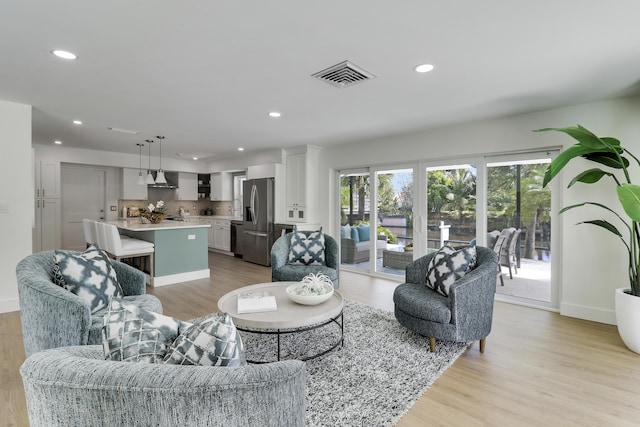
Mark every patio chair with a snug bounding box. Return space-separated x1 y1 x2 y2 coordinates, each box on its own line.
493 235 507 286
505 229 521 279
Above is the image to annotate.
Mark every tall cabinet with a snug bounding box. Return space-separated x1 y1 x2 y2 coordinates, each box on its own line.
285 146 319 223
33 161 61 251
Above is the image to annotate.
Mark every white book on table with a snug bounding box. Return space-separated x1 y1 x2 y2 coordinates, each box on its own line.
237 291 278 314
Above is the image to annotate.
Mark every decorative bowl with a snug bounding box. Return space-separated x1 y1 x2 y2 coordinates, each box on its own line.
286 282 334 305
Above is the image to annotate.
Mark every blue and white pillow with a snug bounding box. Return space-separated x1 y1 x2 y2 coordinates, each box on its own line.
163 313 246 367
426 245 477 297
53 244 123 313
287 228 326 266
102 299 192 363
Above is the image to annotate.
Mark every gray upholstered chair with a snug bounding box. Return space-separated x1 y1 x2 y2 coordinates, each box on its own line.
393 246 498 352
16 250 162 357
20 345 306 427
271 232 340 288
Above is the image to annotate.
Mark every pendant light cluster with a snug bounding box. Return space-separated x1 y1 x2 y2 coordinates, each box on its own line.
138 136 167 185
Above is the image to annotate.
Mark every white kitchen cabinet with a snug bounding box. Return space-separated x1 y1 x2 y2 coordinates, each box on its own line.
33 198 61 251
35 160 61 199
178 173 198 201
33 160 62 251
121 168 147 200
285 147 318 222
199 218 215 248
212 219 231 251
210 172 232 201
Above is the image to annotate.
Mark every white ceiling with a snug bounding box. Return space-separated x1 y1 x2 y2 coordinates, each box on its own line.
2 1 640 162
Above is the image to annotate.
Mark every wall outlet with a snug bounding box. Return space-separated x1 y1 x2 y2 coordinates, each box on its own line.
110 206 117 211
0 202 8 213
188 234 196 240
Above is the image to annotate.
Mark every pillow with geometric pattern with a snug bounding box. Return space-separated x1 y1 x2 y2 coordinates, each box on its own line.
426 245 477 297
163 313 246 367
102 298 192 363
53 244 123 313
287 227 326 266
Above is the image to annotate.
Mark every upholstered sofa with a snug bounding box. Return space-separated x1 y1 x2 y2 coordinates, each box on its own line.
340 223 388 264
20 345 307 427
16 250 162 357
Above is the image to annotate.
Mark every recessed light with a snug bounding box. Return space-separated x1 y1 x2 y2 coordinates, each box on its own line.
54 140 62 145
238 147 244 151
193 157 198 160
52 50 77 60
268 112 281 118
414 63 434 73
73 120 82 125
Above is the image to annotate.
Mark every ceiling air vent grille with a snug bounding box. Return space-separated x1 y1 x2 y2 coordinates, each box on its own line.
311 60 376 88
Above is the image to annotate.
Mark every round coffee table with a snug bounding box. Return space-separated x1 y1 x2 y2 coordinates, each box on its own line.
218 282 344 363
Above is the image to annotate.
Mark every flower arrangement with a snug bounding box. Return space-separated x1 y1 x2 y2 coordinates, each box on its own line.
141 200 166 224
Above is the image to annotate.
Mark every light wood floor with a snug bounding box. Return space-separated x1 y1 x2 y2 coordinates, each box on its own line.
3 252 640 426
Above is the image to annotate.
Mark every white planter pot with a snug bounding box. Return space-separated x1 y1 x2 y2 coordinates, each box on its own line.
615 288 640 354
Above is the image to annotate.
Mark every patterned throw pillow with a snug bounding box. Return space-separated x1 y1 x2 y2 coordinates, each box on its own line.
53 244 123 313
163 313 246 367
426 245 477 297
287 228 326 266
102 299 192 363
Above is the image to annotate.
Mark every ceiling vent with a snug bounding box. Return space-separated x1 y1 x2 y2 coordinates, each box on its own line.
311 60 376 88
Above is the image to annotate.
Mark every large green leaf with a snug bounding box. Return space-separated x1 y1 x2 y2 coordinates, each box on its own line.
617 184 640 222
558 202 632 234
580 219 624 238
535 125 613 150
601 137 622 151
567 168 612 187
584 152 629 169
542 145 601 187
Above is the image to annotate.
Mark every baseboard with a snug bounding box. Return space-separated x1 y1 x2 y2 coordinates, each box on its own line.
0 297 20 314
560 302 616 325
151 269 210 287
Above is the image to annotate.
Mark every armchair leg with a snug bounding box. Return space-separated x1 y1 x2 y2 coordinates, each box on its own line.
429 337 436 352
479 338 486 353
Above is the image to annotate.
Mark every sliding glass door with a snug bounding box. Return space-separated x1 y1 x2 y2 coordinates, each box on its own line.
486 152 557 306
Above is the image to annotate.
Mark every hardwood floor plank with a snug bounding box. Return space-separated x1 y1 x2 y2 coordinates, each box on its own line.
3 252 640 426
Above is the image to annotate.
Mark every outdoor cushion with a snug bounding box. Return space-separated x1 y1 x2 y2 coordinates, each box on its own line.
357 224 371 242
340 224 351 239
351 227 360 242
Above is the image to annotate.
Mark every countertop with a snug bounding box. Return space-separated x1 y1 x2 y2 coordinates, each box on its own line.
107 219 212 231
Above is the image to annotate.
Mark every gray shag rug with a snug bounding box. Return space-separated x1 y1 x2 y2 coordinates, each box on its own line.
219 299 469 427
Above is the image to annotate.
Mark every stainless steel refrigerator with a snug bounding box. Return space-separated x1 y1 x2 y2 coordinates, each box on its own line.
242 178 274 266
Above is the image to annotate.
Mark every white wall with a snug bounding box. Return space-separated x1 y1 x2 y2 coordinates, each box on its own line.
0 100 32 312
317 95 640 324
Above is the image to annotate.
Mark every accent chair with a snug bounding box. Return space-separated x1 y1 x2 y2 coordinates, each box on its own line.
393 246 498 352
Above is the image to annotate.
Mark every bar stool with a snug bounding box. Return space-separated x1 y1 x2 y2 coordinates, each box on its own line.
98 222 155 286
82 219 98 248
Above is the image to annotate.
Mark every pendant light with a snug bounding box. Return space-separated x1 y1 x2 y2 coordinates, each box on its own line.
136 143 145 185
145 139 155 184
155 135 167 184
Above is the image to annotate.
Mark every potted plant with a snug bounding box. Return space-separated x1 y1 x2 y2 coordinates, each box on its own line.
537 125 640 353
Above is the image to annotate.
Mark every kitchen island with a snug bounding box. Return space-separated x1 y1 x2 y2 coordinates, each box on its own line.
107 220 211 287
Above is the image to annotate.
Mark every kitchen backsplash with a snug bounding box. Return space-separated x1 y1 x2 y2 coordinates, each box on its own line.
119 199 234 217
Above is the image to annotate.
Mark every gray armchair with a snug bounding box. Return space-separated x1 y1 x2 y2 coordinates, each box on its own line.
393 246 498 352
16 250 162 357
20 345 306 427
271 232 339 288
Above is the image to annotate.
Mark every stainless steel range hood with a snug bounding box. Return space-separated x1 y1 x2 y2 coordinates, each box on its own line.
148 171 179 189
